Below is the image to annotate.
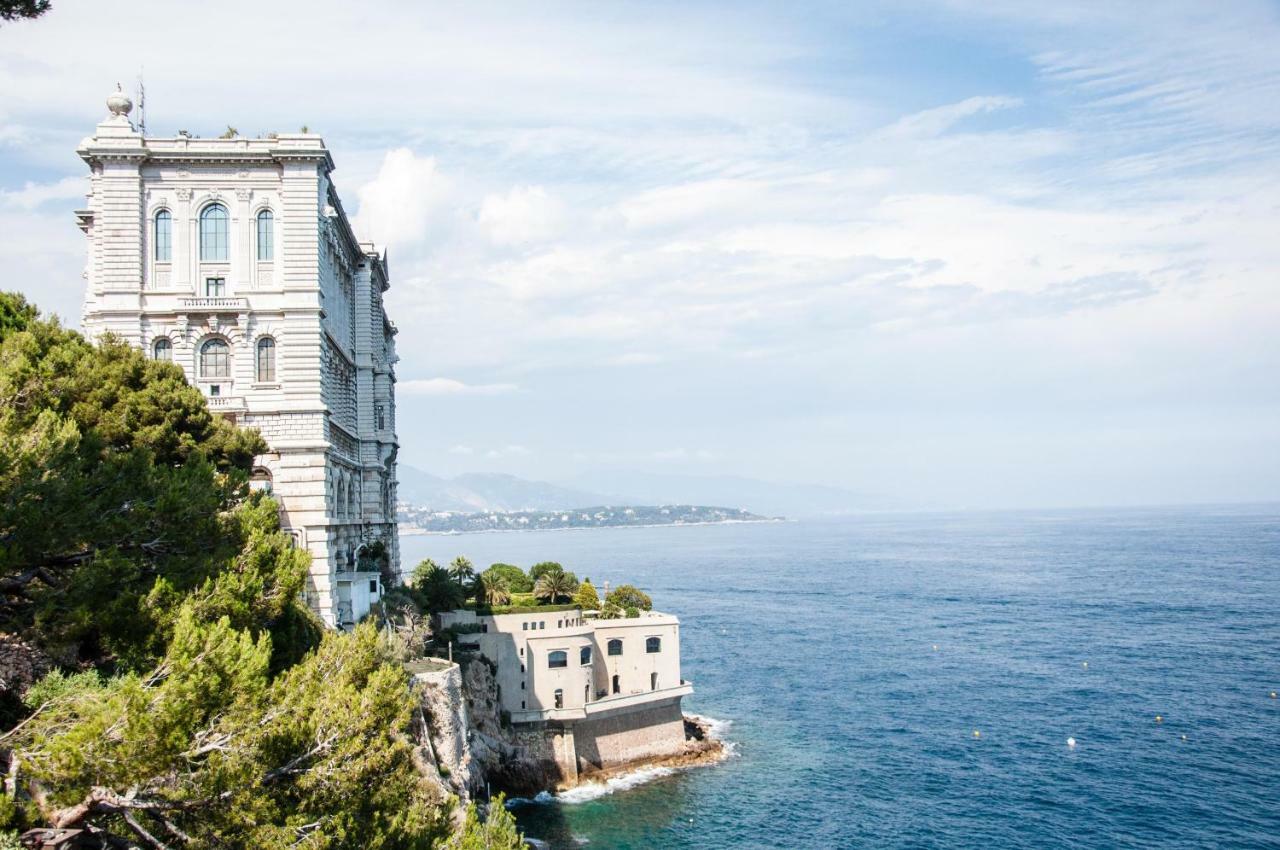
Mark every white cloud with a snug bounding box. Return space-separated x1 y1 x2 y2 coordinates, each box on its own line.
477 185 565 246
877 95 1023 139
0 175 86 211
399 378 518 396
351 148 452 251
448 445 474 455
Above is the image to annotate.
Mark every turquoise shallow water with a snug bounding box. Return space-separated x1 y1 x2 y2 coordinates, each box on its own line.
400 505 1280 849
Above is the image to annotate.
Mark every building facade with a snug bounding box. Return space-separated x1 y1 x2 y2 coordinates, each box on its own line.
437 606 692 781
76 89 399 628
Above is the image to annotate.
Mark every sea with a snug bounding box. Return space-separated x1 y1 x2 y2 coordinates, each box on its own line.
399 504 1280 849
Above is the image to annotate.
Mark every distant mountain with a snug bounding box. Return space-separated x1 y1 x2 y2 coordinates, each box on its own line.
396 467 614 513
397 466 900 518
560 471 903 518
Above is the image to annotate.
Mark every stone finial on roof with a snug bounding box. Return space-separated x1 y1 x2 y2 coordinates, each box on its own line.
106 83 133 120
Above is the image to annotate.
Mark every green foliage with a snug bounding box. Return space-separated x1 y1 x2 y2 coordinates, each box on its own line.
448 556 475 588
605 584 653 612
474 571 511 607
412 561 465 613
0 291 36 337
0 1 50 24
483 563 532 594
0 297 266 662
0 831 20 850
573 579 600 610
625 606 640 618
14 619 450 848
0 294 466 846
446 795 524 850
528 561 563 583
533 566 578 605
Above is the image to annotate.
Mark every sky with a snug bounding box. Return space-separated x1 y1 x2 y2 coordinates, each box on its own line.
1 0 1278 510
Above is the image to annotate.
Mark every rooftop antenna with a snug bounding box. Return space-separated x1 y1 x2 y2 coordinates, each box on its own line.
135 71 146 135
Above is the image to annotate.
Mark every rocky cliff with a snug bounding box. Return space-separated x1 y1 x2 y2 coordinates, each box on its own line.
412 658 726 798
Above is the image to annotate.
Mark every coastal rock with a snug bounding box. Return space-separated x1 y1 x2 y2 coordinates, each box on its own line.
412 657 727 799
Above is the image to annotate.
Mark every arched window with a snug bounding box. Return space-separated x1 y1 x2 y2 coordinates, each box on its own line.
256 337 276 382
154 210 171 261
547 651 567 669
336 478 346 517
612 674 620 694
645 636 661 654
607 639 623 656
580 646 592 666
199 203 229 262
348 478 358 518
651 672 658 691
152 337 172 361
256 209 274 261
199 338 229 378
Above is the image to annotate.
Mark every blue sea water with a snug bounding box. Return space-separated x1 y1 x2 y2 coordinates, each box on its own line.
400 505 1280 849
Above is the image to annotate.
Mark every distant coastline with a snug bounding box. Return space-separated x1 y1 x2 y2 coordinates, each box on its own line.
398 504 781 535
401 517 786 536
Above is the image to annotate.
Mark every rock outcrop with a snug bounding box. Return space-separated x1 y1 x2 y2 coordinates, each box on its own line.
411 658 727 799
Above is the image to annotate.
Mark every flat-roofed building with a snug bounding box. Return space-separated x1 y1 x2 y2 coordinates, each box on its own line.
437 606 692 780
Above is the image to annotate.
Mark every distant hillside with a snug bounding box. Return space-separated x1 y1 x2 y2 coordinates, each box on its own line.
561 470 904 517
396 467 615 513
399 504 773 534
396 466 900 517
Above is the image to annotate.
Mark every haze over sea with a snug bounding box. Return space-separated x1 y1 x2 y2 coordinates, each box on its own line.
400 504 1280 849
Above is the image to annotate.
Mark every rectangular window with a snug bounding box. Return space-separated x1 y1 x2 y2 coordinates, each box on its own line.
522 623 527 631
256 211 274 260
155 211 171 261
205 277 225 297
368 580 377 593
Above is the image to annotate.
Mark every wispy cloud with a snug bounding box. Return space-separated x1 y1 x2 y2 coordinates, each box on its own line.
398 378 518 396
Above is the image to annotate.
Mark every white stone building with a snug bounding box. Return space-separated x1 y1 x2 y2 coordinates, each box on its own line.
76 89 399 628
437 606 692 781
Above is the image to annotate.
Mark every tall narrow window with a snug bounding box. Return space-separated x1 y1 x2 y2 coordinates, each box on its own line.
199 338 229 378
612 674 620 694
199 203 229 261
154 210 171 261
651 672 658 691
580 646 592 666
205 277 226 297
153 337 172 361
256 337 276 382
256 209 274 260
553 689 564 709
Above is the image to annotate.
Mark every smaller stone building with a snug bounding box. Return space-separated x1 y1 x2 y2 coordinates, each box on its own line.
437 607 692 782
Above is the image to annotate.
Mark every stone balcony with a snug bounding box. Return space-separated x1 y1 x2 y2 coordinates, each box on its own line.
180 297 248 311
206 395 246 413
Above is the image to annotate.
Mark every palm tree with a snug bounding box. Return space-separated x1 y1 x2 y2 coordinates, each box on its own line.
449 556 475 589
414 564 464 613
534 567 578 605
476 571 512 607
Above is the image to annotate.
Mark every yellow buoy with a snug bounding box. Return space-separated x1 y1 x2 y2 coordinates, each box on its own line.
973 730 981 738
1082 661 1088 668
1155 715 1163 723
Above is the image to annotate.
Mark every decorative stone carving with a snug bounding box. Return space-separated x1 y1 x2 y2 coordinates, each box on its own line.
176 187 192 201
236 188 252 201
